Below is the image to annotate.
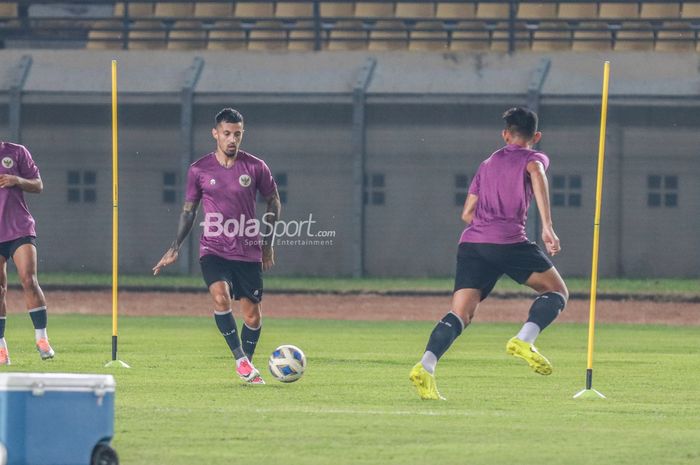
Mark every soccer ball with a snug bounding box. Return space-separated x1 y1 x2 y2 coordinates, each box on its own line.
268 344 306 383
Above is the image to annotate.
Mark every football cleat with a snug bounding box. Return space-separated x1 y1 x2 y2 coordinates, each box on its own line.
36 338 55 360
409 362 446 400
236 359 261 383
506 336 552 375
0 347 10 366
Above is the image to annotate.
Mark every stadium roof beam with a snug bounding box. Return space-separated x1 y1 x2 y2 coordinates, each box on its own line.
8 55 32 143
352 56 377 278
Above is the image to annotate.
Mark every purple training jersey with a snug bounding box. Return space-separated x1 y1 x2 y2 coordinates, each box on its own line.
0 142 40 243
186 150 277 262
460 144 549 245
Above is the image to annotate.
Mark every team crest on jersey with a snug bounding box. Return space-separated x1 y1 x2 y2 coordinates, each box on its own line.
1 157 13 169
209 178 216 185
239 174 252 188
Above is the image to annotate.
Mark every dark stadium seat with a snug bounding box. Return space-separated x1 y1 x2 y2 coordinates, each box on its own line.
531 25 572 51
640 2 681 19
614 24 654 51
276 2 314 18
476 2 511 20
288 21 317 50
655 25 695 51
517 3 558 20
435 2 476 20
114 2 154 17
599 2 640 19
491 28 530 52
327 20 367 50
572 29 613 51
127 20 167 49
558 2 598 20
247 20 287 50
0 2 18 18
450 26 491 51
320 2 355 18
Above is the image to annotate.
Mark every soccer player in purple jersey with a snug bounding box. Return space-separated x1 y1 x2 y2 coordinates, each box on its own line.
410 107 569 400
153 108 281 385
0 142 55 366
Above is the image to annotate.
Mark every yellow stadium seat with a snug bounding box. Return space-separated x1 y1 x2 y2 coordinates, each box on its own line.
167 20 206 49
114 2 154 17
655 26 695 51
320 2 355 17
491 29 529 52
614 26 654 51
450 23 490 51
355 2 394 18
640 3 681 19
409 21 448 50
681 3 700 18
572 29 612 51
207 21 246 50
87 20 124 49
235 2 275 19
599 3 639 19
248 21 287 50
369 20 408 50
0 2 18 17
128 20 167 49
476 2 511 19
517 4 557 20
558 3 598 19
327 20 367 50
288 21 317 50
395 2 435 19
276 2 314 18
531 27 571 51
154 2 194 17
436 2 476 19
194 2 234 18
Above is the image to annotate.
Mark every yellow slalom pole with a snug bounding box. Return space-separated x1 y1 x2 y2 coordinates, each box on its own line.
107 60 129 368
575 61 610 399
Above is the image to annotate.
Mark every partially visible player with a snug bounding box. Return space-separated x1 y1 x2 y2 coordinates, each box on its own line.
0 141 55 366
410 107 568 400
153 108 280 385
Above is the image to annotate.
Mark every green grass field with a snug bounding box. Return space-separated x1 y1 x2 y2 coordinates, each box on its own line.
4 315 700 465
7 271 700 297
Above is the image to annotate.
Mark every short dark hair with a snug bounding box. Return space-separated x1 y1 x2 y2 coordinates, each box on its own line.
502 107 538 139
215 108 244 126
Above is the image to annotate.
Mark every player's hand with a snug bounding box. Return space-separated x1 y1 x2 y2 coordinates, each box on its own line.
153 247 179 275
542 227 561 256
262 245 275 272
0 175 19 188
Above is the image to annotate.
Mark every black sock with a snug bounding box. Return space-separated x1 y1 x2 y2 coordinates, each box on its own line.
241 323 261 361
0 317 5 338
214 310 245 359
29 306 47 329
526 292 567 331
425 312 465 361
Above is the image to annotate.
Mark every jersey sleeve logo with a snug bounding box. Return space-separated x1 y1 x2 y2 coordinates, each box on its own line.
1 157 13 169
239 174 252 188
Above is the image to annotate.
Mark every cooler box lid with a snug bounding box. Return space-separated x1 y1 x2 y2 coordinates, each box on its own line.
0 373 115 393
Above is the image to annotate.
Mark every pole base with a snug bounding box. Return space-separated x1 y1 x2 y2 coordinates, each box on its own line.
573 388 606 399
104 360 131 368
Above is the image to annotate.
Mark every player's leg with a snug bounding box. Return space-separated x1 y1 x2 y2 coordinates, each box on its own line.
503 243 568 375
12 240 54 360
410 243 499 400
0 254 9 365
239 298 262 361
208 280 260 382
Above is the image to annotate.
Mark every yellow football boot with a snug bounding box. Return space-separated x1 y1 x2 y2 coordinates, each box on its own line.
409 362 446 400
506 337 552 375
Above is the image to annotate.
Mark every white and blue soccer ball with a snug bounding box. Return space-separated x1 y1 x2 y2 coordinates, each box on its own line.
268 344 306 383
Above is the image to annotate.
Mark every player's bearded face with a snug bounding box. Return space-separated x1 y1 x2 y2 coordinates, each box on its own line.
213 122 244 158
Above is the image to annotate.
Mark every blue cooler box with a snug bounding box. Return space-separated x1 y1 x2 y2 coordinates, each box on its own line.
0 373 116 465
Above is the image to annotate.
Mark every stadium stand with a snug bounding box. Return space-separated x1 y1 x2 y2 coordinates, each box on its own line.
1 1 700 52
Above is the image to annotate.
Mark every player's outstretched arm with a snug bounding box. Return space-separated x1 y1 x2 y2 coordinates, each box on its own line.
527 160 561 256
153 200 200 275
0 175 43 193
261 189 281 272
